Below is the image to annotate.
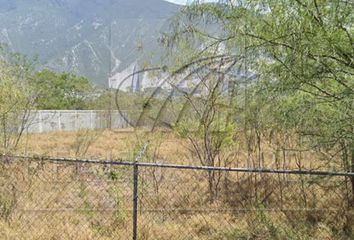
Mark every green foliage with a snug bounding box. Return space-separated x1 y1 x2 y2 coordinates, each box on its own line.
166 0 354 169
163 1 354 221
88 89 114 110
31 70 94 110
0 45 35 150
0 70 28 115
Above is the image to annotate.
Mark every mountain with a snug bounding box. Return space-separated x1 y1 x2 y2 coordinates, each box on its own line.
0 0 179 86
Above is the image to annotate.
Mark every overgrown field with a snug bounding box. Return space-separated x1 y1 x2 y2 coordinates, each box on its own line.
0 130 353 239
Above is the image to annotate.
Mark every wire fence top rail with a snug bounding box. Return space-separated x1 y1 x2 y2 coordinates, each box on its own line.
1 153 354 177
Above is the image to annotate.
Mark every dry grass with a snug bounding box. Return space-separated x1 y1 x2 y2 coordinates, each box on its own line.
0 129 352 239
18 129 188 163
18 129 326 170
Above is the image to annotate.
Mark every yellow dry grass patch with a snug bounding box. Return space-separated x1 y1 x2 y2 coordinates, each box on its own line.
19 130 188 163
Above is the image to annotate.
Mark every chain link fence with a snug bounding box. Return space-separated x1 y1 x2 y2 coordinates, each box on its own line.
0 154 353 239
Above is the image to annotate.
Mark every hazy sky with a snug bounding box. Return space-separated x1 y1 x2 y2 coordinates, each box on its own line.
164 0 216 5
164 0 188 4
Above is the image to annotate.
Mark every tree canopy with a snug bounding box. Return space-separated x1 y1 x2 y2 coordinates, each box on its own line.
165 0 353 155
31 70 94 110
159 0 354 203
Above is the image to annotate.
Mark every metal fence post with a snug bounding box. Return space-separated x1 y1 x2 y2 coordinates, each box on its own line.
132 159 139 240
132 142 149 240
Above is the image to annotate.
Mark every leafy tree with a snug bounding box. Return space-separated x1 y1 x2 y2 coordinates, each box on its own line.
164 0 354 198
31 70 94 110
175 76 237 202
0 45 35 151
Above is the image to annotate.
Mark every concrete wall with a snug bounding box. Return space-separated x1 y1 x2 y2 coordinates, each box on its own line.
25 110 130 133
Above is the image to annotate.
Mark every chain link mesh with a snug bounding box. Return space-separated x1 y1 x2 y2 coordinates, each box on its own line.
0 156 353 239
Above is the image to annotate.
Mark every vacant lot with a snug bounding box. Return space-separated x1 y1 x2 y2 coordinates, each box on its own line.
22 130 183 161
0 129 352 239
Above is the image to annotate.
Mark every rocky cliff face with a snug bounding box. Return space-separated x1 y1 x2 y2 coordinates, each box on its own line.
0 0 179 86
